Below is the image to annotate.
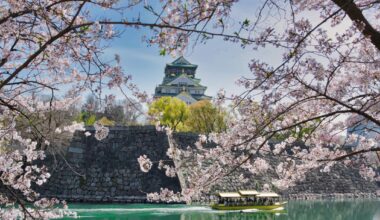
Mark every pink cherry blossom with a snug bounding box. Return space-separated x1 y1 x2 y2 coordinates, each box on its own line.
137 155 153 173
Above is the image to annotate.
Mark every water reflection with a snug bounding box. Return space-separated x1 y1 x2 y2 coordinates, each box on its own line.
62 200 380 220
373 210 380 220
177 200 380 220
284 200 379 220
179 212 284 220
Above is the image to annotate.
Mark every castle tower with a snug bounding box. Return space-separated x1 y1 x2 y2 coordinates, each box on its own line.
154 56 211 104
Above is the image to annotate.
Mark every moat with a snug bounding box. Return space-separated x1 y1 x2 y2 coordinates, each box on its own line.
59 199 379 220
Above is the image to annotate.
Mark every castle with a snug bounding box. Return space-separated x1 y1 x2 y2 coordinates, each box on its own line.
154 56 211 104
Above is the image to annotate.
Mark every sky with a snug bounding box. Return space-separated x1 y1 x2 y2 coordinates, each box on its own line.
99 0 284 99
83 0 356 103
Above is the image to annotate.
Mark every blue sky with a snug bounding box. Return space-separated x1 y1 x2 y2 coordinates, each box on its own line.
99 0 284 99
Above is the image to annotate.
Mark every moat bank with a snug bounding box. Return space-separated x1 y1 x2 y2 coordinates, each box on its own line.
37 126 379 203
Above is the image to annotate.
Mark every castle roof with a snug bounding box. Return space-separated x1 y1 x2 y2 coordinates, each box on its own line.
162 75 202 85
166 56 198 68
175 91 198 104
166 74 200 86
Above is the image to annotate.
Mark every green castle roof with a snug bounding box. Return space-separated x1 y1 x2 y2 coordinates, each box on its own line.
166 56 198 68
165 73 199 86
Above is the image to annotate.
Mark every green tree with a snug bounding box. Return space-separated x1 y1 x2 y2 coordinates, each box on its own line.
75 111 97 126
148 97 189 131
98 116 115 126
186 100 227 133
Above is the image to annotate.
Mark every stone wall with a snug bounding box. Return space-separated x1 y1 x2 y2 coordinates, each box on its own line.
37 126 184 202
171 137 379 200
284 163 379 199
37 126 379 202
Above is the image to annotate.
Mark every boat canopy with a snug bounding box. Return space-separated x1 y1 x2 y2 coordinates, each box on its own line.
238 190 259 196
218 192 241 198
256 192 280 198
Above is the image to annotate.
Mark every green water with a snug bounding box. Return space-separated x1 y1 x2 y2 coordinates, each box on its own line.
61 200 380 220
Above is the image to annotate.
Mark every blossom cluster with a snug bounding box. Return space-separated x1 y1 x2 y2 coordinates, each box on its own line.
94 121 110 141
147 188 182 203
0 127 72 219
137 155 153 173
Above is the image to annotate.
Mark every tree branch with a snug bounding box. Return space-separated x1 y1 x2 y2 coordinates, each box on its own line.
319 147 380 161
332 0 380 51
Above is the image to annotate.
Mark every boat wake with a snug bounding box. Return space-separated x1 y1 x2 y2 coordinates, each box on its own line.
241 209 259 213
70 206 213 213
272 207 285 211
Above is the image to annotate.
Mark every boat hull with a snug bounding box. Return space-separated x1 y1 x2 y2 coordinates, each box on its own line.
211 204 284 211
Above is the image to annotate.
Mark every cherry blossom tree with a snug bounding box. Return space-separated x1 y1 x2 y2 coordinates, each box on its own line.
0 0 202 217
140 0 380 202
1 0 379 216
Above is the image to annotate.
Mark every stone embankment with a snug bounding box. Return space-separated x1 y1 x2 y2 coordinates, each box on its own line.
38 126 182 202
37 126 379 202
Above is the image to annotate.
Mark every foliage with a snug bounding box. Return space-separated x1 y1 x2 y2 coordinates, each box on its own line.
86 114 97 126
98 116 115 126
76 111 97 126
148 97 189 131
186 100 227 133
76 112 115 126
149 99 227 133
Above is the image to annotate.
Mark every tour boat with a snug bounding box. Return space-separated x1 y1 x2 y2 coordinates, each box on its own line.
210 190 287 211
